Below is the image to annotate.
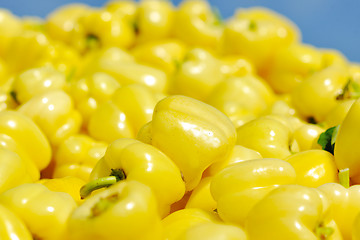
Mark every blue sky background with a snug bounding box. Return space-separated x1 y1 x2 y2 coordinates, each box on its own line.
1 0 359 63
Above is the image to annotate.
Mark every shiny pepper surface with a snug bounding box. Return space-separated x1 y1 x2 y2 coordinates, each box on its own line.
318 183 360 240
246 185 342 240
88 83 162 143
146 95 237 190
18 90 82 147
0 203 32 240
53 134 107 181
210 158 296 226
0 9 22 57
0 183 77 240
334 98 360 180
68 180 163 240
0 110 51 174
89 138 185 215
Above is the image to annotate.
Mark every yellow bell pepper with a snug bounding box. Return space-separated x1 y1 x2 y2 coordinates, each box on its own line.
334 98 360 182
88 83 163 143
285 150 338 187
68 180 163 240
353 213 360 240
185 177 216 212
171 48 225 101
84 138 185 216
0 110 51 174
143 95 237 190
18 90 82 147
221 7 300 72
78 9 135 52
0 149 34 193
245 185 342 240
293 123 324 151
105 0 137 25
68 72 121 126
318 183 360 240
206 75 275 128
12 65 66 104
219 55 255 78
0 203 32 240
0 9 22 57
135 0 174 44
173 0 223 50
177 222 248 240
291 65 349 122
323 99 355 128
38 176 86 206
131 39 188 75
53 134 107 181
264 43 323 94
236 116 299 159
162 208 221 240
321 48 348 69
210 158 296 226
0 183 77 240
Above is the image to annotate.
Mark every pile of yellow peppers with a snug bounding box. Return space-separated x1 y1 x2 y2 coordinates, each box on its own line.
1 0 360 239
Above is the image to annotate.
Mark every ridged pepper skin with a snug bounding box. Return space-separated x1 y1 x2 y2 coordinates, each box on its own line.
245 185 342 240
0 110 51 175
89 138 185 216
68 180 163 240
0 203 32 240
0 183 77 240
147 95 237 190
318 183 360 240
334 99 360 180
210 158 296 226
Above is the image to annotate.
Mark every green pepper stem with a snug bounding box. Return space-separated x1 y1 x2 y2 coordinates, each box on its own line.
339 168 350 188
80 176 117 199
315 226 334 240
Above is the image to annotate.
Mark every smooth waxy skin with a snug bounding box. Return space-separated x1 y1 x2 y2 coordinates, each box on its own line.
90 138 185 213
185 177 217 212
334 99 360 178
0 203 32 240
285 150 338 187
293 123 324 151
68 180 163 240
150 95 237 190
0 183 76 240
324 100 355 128
0 110 51 173
246 185 341 240
0 9 22 57
211 158 296 225
318 183 360 240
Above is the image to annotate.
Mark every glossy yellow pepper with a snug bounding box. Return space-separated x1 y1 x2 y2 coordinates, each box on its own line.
334 98 360 181
236 116 299 159
53 134 107 181
142 95 237 190
264 43 323 94
206 75 275 128
0 183 77 240
293 123 324 151
245 185 342 240
88 83 162 143
162 208 221 240
131 39 188 75
185 177 216 212
210 158 296 226
68 180 163 240
38 176 86 206
68 72 121 126
0 203 32 240
219 55 255 78
18 90 82 147
323 99 355 128
0 110 51 175
85 138 185 216
221 7 300 72
105 0 137 25
135 0 174 44
12 65 66 104
78 9 135 52
0 9 22 57
173 0 223 50
285 150 338 187
171 48 225 101
318 183 360 240
0 149 34 193
291 65 349 122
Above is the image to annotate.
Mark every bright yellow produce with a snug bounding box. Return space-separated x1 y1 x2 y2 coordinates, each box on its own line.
0 9 23 57
0 203 32 240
